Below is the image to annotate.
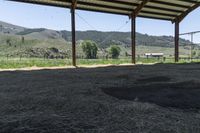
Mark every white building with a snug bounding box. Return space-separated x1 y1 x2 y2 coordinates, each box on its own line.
145 53 164 58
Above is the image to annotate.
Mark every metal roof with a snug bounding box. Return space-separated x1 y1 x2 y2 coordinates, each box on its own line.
8 0 200 22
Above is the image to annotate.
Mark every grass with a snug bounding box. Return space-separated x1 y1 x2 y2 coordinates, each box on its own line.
0 57 200 69
0 58 71 69
77 58 132 65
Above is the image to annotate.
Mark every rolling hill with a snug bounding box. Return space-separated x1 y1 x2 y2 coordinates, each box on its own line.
0 20 195 58
0 20 192 47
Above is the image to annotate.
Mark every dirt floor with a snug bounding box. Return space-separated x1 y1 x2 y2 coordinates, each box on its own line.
1 63 200 133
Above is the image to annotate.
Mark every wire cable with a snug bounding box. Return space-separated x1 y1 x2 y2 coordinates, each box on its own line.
75 12 130 45
75 12 97 30
99 20 130 45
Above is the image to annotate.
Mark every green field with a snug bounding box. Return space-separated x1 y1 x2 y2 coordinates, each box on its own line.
0 34 199 69
0 57 199 69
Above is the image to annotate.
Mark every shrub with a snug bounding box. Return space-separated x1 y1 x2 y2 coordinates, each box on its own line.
81 40 98 59
108 45 121 59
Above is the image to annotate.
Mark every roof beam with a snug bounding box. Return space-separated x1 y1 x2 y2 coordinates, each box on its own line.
130 0 149 18
71 0 77 10
141 11 177 17
98 0 139 6
77 0 184 15
76 7 129 16
73 1 178 18
135 0 149 16
99 0 185 13
150 1 191 8
138 15 172 21
177 0 200 4
144 5 183 13
173 2 200 23
7 0 200 22
77 1 133 12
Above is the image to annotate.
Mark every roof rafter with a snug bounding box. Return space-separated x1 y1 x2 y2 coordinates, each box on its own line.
129 0 149 19
71 0 77 10
135 0 149 16
150 1 191 8
7 0 200 22
98 0 189 14
174 2 200 23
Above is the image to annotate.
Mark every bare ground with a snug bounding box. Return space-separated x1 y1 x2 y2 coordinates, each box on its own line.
1 63 200 132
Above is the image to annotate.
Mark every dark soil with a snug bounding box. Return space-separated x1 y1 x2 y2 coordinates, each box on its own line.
1 63 200 132
136 76 171 83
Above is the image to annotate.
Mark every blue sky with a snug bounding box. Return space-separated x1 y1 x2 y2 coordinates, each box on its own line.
0 0 200 43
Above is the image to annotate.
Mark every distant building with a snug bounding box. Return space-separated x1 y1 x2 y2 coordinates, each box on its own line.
145 53 164 58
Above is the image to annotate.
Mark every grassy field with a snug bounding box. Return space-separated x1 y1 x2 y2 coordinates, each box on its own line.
0 57 199 69
0 58 70 69
0 34 198 69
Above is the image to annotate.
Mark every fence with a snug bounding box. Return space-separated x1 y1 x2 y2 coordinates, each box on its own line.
1 56 200 69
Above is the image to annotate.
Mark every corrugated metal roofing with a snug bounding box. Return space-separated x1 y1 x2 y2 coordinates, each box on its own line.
8 0 200 22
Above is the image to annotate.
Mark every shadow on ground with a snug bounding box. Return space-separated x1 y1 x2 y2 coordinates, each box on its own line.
102 77 200 110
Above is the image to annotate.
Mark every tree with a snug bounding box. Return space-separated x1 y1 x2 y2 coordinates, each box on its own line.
81 40 98 59
6 38 11 46
21 36 25 44
108 45 121 59
192 50 196 57
0 25 2 31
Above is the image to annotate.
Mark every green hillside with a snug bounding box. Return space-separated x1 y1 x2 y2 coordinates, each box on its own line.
61 30 191 48
0 21 198 59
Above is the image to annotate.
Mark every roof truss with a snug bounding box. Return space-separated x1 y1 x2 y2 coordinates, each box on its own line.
7 0 200 22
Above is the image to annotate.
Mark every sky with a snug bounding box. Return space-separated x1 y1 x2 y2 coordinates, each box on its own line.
0 0 200 43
